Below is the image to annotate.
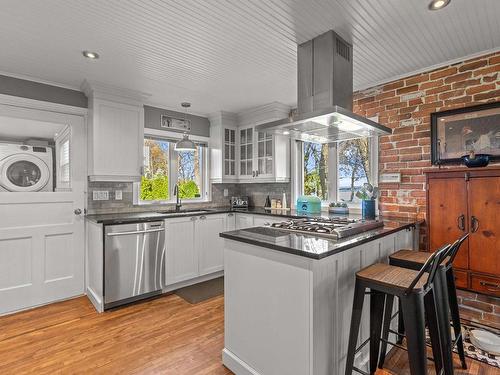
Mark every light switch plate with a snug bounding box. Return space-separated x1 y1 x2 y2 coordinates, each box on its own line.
115 190 123 200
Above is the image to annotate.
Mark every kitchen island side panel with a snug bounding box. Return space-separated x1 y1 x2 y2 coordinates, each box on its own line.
223 227 414 375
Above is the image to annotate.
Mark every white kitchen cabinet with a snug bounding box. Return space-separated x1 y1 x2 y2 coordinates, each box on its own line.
226 212 236 231
209 111 238 183
209 103 291 183
253 214 284 227
235 213 254 229
197 214 226 275
165 213 227 286
82 80 149 182
165 216 198 285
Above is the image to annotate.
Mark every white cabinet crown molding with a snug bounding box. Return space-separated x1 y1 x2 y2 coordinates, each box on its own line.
81 79 151 106
237 101 291 127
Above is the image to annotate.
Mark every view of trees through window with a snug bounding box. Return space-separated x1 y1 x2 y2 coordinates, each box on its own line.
303 142 328 200
140 138 202 201
303 139 370 203
338 139 370 203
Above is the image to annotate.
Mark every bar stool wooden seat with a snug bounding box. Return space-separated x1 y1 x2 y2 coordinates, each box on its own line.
380 234 469 373
345 244 451 375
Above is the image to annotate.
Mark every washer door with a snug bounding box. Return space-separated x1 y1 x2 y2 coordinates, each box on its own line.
0 154 50 192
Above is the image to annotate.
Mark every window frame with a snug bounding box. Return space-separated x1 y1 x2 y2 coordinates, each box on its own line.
54 125 71 192
133 129 210 205
292 137 379 214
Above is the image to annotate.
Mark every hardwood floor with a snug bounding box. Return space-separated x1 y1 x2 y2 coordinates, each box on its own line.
0 294 498 374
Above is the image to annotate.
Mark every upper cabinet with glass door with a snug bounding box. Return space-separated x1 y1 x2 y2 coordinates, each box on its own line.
208 111 238 183
237 102 291 183
209 103 291 183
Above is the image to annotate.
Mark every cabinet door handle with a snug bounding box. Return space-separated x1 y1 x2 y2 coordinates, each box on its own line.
227 213 234 217
200 215 206 220
480 281 500 292
252 171 255 177
457 214 465 231
190 216 197 221
471 216 479 233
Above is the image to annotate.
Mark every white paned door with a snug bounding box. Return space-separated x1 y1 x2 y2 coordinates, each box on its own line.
0 104 86 315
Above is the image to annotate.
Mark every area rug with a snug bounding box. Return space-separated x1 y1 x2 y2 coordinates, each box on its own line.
174 277 224 304
424 320 500 368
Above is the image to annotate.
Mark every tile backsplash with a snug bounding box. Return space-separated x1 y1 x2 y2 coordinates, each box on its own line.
87 181 291 215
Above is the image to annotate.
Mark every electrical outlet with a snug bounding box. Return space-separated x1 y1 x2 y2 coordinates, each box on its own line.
223 188 228 197
92 190 109 200
115 190 122 200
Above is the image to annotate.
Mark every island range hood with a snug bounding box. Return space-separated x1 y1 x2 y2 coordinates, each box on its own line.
255 30 391 143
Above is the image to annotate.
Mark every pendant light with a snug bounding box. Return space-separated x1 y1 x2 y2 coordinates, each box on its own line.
174 102 196 152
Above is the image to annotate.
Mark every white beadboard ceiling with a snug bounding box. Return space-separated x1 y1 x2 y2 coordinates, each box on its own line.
0 0 499 115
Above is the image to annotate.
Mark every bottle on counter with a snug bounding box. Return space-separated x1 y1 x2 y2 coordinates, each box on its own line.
265 195 271 208
282 192 287 209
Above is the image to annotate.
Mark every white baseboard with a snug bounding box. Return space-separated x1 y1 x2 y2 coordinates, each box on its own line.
86 287 103 313
222 348 261 375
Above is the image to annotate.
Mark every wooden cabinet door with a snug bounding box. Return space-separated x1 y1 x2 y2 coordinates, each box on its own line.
468 177 500 275
165 217 198 285
428 177 469 269
197 214 226 276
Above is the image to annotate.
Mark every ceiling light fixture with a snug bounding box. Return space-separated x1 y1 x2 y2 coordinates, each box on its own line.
428 0 451 11
82 50 100 59
175 102 196 152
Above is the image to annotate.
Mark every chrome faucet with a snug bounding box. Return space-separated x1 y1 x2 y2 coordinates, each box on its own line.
174 184 182 212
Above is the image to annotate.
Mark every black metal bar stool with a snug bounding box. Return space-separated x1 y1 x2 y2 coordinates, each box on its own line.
344 244 451 375
379 234 469 373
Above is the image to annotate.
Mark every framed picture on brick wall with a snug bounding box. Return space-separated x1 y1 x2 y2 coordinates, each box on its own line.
431 101 500 165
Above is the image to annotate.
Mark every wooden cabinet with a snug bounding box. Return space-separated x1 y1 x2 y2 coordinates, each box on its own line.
426 167 500 295
427 177 469 269
165 214 227 285
82 80 148 182
468 177 500 276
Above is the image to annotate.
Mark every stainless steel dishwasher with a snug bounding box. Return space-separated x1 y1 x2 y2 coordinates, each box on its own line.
104 221 165 309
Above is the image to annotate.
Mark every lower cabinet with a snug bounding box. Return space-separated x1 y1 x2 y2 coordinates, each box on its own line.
253 214 284 227
165 213 227 286
235 213 254 229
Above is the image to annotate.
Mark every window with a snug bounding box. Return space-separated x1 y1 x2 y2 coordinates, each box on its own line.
55 125 71 191
138 135 207 204
303 142 329 200
297 137 377 208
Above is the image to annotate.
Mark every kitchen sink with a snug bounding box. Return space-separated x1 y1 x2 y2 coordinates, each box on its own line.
157 209 212 216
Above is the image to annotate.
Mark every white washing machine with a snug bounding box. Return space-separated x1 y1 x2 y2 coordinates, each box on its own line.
0 143 53 192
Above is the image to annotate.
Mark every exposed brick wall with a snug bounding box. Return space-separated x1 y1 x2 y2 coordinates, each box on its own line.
353 51 500 248
458 290 500 330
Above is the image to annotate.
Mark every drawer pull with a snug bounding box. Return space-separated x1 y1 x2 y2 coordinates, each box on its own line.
457 214 465 231
479 281 500 292
471 216 479 233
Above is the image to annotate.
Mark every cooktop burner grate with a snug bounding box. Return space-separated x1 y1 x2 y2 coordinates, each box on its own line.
268 217 383 239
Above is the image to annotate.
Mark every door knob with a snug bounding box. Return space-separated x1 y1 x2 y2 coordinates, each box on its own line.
74 208 82 215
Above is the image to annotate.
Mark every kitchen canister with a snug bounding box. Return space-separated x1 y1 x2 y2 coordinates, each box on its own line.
361 199 376 219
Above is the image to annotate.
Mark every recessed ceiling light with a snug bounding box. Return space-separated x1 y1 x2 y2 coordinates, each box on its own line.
82 50 100 59
428 0 450 11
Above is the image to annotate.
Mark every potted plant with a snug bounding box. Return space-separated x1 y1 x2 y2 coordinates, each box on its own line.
328 201 349 215
355 183 379 219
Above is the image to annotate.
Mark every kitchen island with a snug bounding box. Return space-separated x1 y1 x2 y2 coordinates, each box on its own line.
220 218 419 375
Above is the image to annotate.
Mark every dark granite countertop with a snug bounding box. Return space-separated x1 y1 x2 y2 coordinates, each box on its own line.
219 218 421 260
86 206 370 224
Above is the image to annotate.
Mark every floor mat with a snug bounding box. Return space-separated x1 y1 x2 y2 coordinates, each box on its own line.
174 277 224 304
424 320 500 368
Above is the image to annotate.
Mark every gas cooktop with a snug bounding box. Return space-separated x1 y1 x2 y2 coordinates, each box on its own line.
268 217 384 239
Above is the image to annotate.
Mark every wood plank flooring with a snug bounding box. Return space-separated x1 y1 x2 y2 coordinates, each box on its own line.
0 294 498 374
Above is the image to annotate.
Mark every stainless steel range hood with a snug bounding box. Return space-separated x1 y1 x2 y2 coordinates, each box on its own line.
255 30 391 143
